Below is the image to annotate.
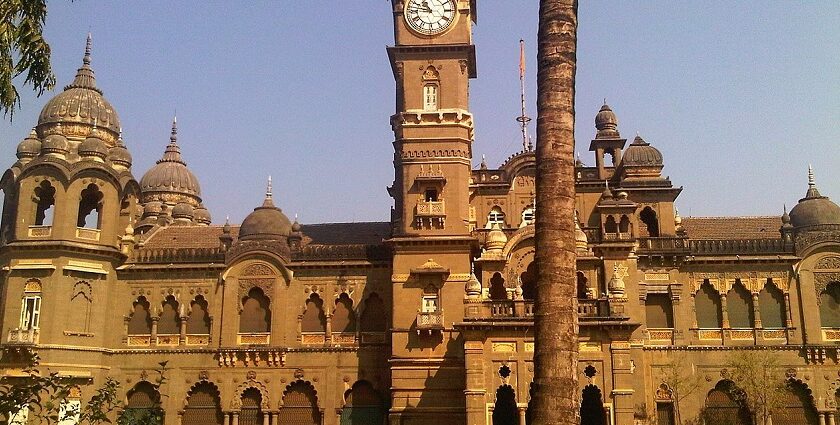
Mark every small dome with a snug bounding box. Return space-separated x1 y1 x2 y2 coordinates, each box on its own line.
291 218 301 232
621 135 663 167
41 133 69 156
485 222 508 252
789 167 840 229
109 138 132 168
575 212 588 252
239 180 292 241
78 133 109 160
172 202 194 220
37 35 120 143
16 129 41 160
465 272 481 298
595 102 620 138
193 205 211 225
143 201 162 216
140 119 202 201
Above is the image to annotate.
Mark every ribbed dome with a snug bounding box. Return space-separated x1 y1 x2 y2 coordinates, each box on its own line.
37 34 120 143
193 205 212 225
622 135 663 166
595 102 620 138
108 138 132 169
78 132 109 160
16 129 41 160
140 120 201 200
41 133 69 156
239 180 292 240
789 167 840 229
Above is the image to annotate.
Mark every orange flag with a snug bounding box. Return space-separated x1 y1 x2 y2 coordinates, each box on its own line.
519 39 526 78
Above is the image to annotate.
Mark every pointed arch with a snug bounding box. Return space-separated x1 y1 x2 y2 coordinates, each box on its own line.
333 293 356 333
576 271 589 299
492 385 518 425
186 295 211 335
33 180 56 226
727 279 753 328
278 380 320 425
520 262 537 300
695 280 723 328
702 380 750 425
618 214 631 234
158 295 180 335
182 381 223 425
239 388 264 425
819 281 840 328
302 293 327 332
128 296 152 335
240 287 271 333
639 206 659 237
489 272 507 300
774 380 819 424
359 293 386 332
580 385 606 425
69 281 92 333
122 381 163 425
758 279 786 328
340 380 384 425
604 216 617 234
77 183 103 228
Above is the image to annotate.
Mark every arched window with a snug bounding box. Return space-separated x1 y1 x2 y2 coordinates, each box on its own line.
727 280 754 328
577 272 589 299
69 281 92 333
520 262 537 300
640 206 659 237
819 282 840 328
695 280 723 328
240 288 271 333
239 388 264 425
77 183 103 229
278 381 320 425
158 295 180 335
646 293 674 328
423 84 438 111
580 385 606 425
487 207 506 228
182 382 223 425
340 381 384 425
360 293 387 332
332 293 356 333
773 381 819 424
20 281 42 331
489 273 507 300
618 215 630 234
492 385 517 425
521 206 535 227
759 280 786 329
702 381 750 425
34 180 55 226
604 216 617 234
128 296 152 335
122 382 163 425
187 296 211 335
301 294 327 332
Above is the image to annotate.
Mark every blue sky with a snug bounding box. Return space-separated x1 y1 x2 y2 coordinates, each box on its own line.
3 2 838 224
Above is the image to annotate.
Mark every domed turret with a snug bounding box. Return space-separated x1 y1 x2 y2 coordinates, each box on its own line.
239 177 293 241
595 102 620 139
789 166 840 229
172 202 194 222
16 129 41 162
193 205 211 225
41 131 69 159
484 222 508 253
140 118 203 209
78 128 109 162
574 211 588 253
109 134 132 170
622 135 663 167
36 34 120 145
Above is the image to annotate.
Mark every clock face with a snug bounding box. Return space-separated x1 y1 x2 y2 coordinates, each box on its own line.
404 0 456 36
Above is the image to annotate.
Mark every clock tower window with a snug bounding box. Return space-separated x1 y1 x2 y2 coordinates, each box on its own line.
423 84 438 111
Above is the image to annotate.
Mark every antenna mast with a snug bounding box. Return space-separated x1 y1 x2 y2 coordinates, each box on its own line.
516 39 532 152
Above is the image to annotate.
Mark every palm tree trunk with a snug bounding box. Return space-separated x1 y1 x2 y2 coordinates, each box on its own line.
532 1 579 425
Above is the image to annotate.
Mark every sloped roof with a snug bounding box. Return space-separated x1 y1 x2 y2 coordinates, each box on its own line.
682 216 782 240
140 222 390 249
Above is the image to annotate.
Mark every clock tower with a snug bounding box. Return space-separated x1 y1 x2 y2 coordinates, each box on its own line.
387 1 477 424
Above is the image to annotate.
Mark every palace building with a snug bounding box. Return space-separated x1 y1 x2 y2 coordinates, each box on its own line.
2 2 840 425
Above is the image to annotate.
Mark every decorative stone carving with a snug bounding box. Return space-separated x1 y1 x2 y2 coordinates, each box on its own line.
243 263 275 276
816 256 840 270
608 263 628 298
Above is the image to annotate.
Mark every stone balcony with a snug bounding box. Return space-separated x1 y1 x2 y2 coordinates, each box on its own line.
463 298 613 321
7 328 39 345
416 311 444 334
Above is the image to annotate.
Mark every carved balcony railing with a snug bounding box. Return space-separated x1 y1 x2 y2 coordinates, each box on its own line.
602 232 633 241
360 332 387 345
237 332 270 346
637 237 690 255
75 227 101 242
689 238 791 256
416 311 444 334
7 328 38 345
466 299 611 321
27 226 51 238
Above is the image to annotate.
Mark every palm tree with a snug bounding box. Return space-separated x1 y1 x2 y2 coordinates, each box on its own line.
531 1 579 424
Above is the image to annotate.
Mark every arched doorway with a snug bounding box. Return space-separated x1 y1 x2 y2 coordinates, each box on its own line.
702 381 751 425
490 273 507 300
122 381 163 425
492 385 518 425
580 385 606 425
239 388 264 425
278 381 320 425
340 381 385 425
182 382 224 425
520 262 537 300
773 381 818 425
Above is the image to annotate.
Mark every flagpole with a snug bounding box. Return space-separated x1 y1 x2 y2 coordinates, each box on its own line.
516 39 532 152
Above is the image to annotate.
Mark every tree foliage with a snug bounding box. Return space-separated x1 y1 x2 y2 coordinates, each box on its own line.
0 352 167 425
724 350 786 425
657 352 703 425
0 0 55 119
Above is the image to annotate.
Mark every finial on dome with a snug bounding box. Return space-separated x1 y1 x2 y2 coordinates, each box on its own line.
806 164 822 198
170 116 178 143
84 33 92 65
266 175 273 199
480 154 487 170
781 204 791 225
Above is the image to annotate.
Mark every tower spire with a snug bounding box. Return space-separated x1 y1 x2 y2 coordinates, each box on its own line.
516 39 532 152
806 164 822 198
266 175 273 200
84 32 92 65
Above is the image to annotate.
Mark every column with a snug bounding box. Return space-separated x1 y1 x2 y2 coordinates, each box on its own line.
151 316 160 346
784 292 794 327
464 340 487 425
325 312 333 345
518 406 527 425
827 412 836 425
720 294 730 328
671 296 683 344
179 315 188 345
609 339 634 425
262 411 270 425
354 311 361 344
231 412 239 425
752 293 762 342
819 412 827 425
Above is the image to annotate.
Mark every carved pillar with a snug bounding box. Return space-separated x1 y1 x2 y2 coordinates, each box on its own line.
354 310 361 343
231 412 239 425
325 312 333 345
819 412 827 425
827 412 836 425
179 315 188 345
270 412 277 425
151 316 160 345
464 340 486 425
122 316 130 343
784 292 794 327
176 411 183 425
671 295 683 344
262 411 269 425
720 294 730 328
518 406 527 425
752 293 762 328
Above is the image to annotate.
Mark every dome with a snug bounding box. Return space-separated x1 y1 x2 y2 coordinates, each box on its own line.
172 202 194 220
109 138 132 169
789 167 840 229
239 180 292 241
140 120 202 201
16 129 41 160
41 133 69 156
193 205 212 225
621 135 663 167
485 222 507 252
465 271 481 298
595 102 620 138
37 34 120 143
143 201 162 216
78 133 109 160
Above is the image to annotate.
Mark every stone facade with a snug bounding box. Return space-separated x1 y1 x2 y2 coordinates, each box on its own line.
2 2 840 425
